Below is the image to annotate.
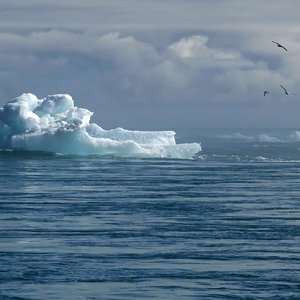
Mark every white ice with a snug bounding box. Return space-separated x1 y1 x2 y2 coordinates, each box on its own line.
0 93 201 159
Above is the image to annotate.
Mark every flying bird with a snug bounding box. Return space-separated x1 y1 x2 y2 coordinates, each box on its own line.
272 41 288 51
280 85 295 95
264 91 269 96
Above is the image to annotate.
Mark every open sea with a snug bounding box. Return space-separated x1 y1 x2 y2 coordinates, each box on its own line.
0 128 299 300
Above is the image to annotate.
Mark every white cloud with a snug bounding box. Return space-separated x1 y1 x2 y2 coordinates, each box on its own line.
169 35 237 61
168 35 252 71
168 35 209 58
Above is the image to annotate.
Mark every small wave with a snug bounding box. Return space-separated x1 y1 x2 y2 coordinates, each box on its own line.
254 156 268 161
217 132 253 141
257 134 281 143
218 131 300 143
219 132 280 143
288 131 300 142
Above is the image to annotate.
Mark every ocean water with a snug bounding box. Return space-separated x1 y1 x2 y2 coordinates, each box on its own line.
0 128 300 300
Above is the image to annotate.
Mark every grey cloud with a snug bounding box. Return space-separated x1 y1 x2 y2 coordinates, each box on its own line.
0 1 300 128
1 1 300 33
0 31 290 104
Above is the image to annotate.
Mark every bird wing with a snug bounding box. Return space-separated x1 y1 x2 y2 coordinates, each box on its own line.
280 85 288 93
272 41 288 51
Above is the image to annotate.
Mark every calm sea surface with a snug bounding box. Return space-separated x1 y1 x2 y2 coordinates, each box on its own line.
0 129 300 299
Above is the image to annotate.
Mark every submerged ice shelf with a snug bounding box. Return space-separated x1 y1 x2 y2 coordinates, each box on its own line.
0 93 201 159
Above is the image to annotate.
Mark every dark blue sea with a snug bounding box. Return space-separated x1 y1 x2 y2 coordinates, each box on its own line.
1 129 299 299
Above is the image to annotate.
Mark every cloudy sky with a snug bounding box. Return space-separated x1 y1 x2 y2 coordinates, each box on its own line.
0 0 300 129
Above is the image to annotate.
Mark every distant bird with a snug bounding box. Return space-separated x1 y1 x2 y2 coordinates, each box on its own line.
264 91 269 96
272 41 288 51
280 85 295 95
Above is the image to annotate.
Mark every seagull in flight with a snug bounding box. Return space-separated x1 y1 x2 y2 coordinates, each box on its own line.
264 91 269 96
280 85 295 95
272 41 288 51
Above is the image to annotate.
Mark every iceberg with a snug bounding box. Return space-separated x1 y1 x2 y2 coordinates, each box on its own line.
0 93 201 159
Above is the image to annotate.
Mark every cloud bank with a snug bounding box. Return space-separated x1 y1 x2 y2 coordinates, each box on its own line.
0 32 293 116
0 1 300 128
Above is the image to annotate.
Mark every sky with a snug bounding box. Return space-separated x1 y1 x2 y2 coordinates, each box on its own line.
0 0 300 129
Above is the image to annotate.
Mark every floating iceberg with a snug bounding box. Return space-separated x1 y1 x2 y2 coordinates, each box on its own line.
0 93 201 159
